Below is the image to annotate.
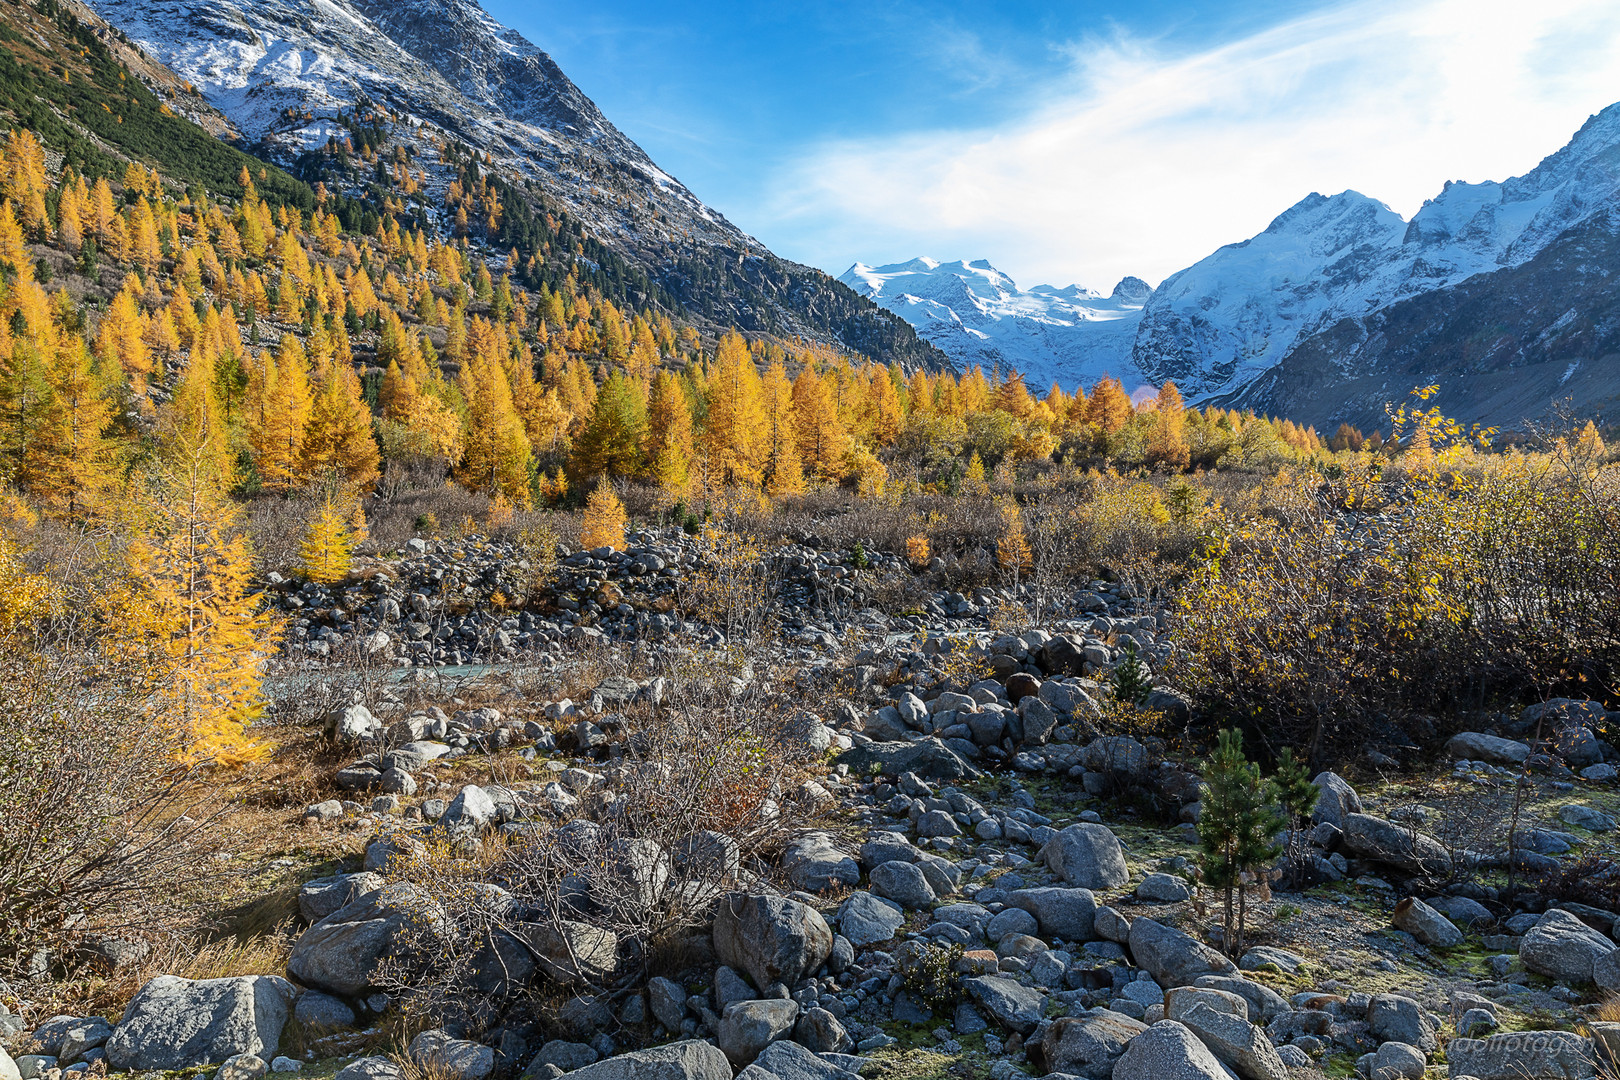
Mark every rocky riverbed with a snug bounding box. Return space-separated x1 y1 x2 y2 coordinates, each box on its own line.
4 548 1620 1080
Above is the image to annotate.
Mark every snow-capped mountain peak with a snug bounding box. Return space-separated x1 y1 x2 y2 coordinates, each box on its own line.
838 258 1151 390
1132 100 1620 401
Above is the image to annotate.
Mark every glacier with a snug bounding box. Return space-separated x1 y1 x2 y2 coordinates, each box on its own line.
838 258 1153 393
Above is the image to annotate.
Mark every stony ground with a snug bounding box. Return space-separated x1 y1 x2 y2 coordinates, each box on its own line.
3 538 1620 1080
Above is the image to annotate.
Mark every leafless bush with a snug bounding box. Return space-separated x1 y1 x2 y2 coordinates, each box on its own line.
1403 778 1513 886
372 674 825 1031
0 639 227 981
363 485 497 553
245 491 321 573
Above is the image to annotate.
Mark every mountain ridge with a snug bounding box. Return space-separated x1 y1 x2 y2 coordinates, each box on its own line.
87 0 949 369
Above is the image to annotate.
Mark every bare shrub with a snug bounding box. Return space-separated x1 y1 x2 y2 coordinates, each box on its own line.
680 520 780 643
245 491 321 574
0 639 227 981
372 674 824 1030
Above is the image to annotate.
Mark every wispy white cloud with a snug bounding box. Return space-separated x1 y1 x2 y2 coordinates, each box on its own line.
755 0 1620 291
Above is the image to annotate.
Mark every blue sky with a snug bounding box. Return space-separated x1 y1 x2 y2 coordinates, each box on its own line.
486 0 1620 290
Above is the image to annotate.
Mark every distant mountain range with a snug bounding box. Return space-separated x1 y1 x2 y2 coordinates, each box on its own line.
837 259 1150 392
852 103 1620 431
87 0 948 369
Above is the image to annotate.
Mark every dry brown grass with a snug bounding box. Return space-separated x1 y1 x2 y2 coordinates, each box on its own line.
1594 992 1620 1024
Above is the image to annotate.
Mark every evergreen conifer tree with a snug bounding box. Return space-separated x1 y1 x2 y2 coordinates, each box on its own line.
1272 747 1319 886
1196 729 1285 956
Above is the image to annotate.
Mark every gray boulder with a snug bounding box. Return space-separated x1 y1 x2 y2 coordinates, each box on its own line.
985 907 1038 942
1366 1042 1425 1080
780 833 860 893
1191 976 1290 1025
1020 698 1058 745
1112 1020 1231 1080
1519 909 1616 983
328 704 381 742
1390 897 1463 948
1137 873 1193 903
961 975 1046 1034
792 1008 853 1054
750 1039 860 1080
1163 987 1247 1022
1236 946 1303 975
216 1055 268 1080
440 785 498 833
647 976 687 1031
835 892 905 947
1427 895 1493 928
1078 736 1151 776
58 1020 112 1067
546 1041 731 1080
714 894 832 989
1445 732 1530 765
1596 947 1620 992
1043 823 1129 890
1004 887 1096 942
1040 1011 1148 1079
836 739 978 781
333 1058 403 1080
717 1000 799 1065
1177 1001 1287 1080
531 1042 598 1074
297 873 385 924
407 1031 494 1080
1094 906 1131 943
1560 804 1617 832
869 861 936 909
106 975 297 1071
1366 995 1436 1053
1128 918 1237 987
1338 814 1452 877
293 992 355 1032
517 920 618 985
363 835 426 874
287 883 433 997
1310 772 1362 827
1445 1031 1596 1080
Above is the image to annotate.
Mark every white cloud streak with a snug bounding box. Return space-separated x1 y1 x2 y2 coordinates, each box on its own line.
755 0 1620 291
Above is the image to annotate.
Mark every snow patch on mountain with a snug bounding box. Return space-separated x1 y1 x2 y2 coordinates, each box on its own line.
87 0 755 254
838 258 1151 392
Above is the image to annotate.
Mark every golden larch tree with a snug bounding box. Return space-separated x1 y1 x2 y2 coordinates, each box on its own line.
644 369 693 492
455 352 533 505
247 338 314 493
792 365 847 482
1145 380 1191 469
106 453 280 766
581 481 627 551
761 359 803 496
303 360 381 488
300 499 354 584
702 332 767 486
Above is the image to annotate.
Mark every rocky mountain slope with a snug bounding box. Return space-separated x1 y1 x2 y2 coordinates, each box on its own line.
839 258 1151 391
1138 102 1620 427
0 0 310 206
86 0 946 368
